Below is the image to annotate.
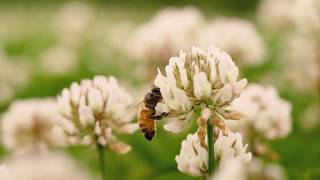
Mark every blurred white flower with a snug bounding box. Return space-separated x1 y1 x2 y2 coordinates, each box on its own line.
214 131 252 166
0 51 30 105
227 84 292 140
298 102 320 132
247 158 287 180
53 2 94 47
281 33 319 91
1 99 63 155
39 44 78 76
212 159 246 180
257 0 294 31
292 0 320 34
198 18 266 66
264 163 287 180
3 153 93 180
126 6 204 62
154 47 247 133
175 133 208 176
212 158 286 180
57 76 138 154
101 22 136 52
0 165 9 180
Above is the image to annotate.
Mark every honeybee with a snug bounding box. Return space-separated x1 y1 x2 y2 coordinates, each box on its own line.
133 86 168 141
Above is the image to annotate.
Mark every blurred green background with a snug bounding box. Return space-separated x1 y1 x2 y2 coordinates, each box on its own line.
0 0 319 180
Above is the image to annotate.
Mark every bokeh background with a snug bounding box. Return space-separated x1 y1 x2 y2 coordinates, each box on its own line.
0 0 319 179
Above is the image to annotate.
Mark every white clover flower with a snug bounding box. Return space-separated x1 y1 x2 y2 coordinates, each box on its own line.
0 165 9 180
257 0 294 31
227 84 292 140
1 99 63 155
212 158 286 180
39 44 78 76
0 51 30 105
126 6 204 62
214 131 252 166
3 153 93 180
175 133 208 176
154 47 247 133
247 158 287 180
212 159 246 180
281 33 319 91
57 76 138 154
176 131 251 177
198 18 266 66
292 0 320 35
53 2 94 47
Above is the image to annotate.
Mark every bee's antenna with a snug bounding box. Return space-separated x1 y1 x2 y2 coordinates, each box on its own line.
125 100 144 114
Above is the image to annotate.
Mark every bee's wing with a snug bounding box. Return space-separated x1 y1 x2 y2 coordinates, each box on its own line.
125 100 144 115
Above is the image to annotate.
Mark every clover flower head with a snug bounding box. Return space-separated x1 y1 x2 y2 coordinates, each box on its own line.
0 51 30 105
227 84 292 140
176 131 251 177
53 1 94 46
175 133 208 176
281 34 319 91
214 131 252 166
211 158 246 180
246 158 287 180
154 46 247 133
57 76 138 154
40 44 78 76
198 18 266 66
0 165 9 180
1 99 62 155
126 6 204 62
292 0 320 34
212 157 286 180
3 153 92 180
257 0 294 31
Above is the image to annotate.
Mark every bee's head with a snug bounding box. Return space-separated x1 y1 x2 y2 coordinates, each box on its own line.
144 86 162 109
151 86 161 95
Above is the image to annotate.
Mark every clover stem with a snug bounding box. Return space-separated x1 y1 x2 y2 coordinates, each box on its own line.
97 144 107 180
207 122 214 176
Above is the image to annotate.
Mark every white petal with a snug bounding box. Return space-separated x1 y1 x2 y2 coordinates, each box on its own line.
118 123 139 134
209 59 217 83
164 119 188 133
180 69 189 88
172 88 192 111
155 103 171 115
79 105 95 126
218 52 239 84
70 83 81 106
193 72 211 100
88 88 103 113
165 64 177 88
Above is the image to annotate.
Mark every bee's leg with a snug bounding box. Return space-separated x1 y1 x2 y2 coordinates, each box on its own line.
149 112 169 120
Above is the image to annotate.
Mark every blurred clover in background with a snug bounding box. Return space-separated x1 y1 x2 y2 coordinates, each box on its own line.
0 0 319 180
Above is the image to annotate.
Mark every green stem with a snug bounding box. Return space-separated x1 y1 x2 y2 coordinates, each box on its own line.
97 144 107 180
207 122 214 176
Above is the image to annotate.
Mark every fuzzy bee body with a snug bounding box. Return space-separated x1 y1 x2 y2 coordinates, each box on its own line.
138 106 156 140
138 86 168 141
